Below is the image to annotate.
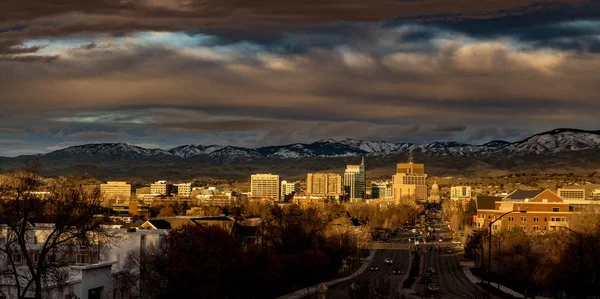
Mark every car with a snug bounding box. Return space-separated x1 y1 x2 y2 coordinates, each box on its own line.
424 272 432 278
438 238 443 242
384 258 393 264
392 268 402 275
428 284 440 293
427 267 436 274
408 237 414 242
446 249 453 254
370 265 379 271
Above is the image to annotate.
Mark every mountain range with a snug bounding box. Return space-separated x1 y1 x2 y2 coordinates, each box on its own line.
2 128 600 180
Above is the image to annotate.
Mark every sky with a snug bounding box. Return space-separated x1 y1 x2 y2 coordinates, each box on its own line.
1 0 600 156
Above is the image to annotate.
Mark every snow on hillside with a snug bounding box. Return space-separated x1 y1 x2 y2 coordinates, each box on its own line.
41 129 600 160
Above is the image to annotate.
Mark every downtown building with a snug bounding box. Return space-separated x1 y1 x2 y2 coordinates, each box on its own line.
451 186 472 206
100 181 132 203
251 174 280 201
281 180 300 199
344 158 366 203
306 173 343 199
392 159 427 203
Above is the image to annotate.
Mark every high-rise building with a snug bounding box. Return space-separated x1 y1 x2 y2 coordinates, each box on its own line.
306 173 343 197
281 180 299 198
344 158 366 203
100 181 132 201
557 188 586 201
251 174 280 200
392 158 427 203
151 181 173 195
173 183 192 198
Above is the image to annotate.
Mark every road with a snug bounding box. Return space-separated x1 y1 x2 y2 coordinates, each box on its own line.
326 232 412 298
419 229 487 299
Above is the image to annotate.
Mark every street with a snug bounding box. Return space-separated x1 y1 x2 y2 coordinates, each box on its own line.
326 232 412 298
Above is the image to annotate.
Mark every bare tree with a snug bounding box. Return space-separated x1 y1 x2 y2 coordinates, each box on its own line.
0 169 116 299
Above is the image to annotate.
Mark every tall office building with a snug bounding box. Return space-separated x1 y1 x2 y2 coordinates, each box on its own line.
100 181 132 201
251 174 280 200
281 180 299 198
306 173 343 197
344 158 366 203
392 157 427 203
151 181 172 195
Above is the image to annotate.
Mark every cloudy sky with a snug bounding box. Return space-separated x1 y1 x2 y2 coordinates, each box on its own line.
1 0 600 156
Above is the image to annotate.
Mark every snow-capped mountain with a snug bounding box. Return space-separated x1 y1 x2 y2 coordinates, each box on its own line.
499 128 600 155
22 128 600 163
45 143 171 159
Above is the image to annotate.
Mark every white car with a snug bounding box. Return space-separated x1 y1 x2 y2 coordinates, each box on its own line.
438 238 443 242
384 258 393 264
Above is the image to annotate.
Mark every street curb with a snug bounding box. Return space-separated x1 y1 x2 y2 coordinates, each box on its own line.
276 249 377 299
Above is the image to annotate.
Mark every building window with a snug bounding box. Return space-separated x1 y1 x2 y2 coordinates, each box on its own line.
76 254 87 264
508 216 514 221
533 226 539 231
521 216 527 222
13 253 22 264
553 208 559 212
544 217 547 222
533 217 539 222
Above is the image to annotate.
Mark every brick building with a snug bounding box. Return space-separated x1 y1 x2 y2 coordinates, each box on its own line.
475 189 572 233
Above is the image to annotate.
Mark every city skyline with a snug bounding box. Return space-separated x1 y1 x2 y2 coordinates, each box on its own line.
2 2 600 155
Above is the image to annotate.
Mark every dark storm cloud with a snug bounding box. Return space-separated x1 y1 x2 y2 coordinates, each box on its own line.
2 0 600 155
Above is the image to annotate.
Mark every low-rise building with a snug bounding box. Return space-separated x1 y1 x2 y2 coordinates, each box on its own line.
475 190 574 232
112 201 150 218
558 188 586 200
451 186 472 205
173 183 192 198
150 181 172 196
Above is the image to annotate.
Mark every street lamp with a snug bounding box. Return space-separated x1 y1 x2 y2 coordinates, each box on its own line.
488 210 526 287
490 234 500 290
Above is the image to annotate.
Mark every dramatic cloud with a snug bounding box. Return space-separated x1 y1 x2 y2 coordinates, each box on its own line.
1 0 599 155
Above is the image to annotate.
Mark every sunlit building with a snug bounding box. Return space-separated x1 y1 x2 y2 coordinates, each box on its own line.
173 183 192 198
392 158 427 203
151 181 172 195
251 174 280 200
344 158 366 203
307 173 343 198
100 181 132 202
281 180 300 198
557 188 586 201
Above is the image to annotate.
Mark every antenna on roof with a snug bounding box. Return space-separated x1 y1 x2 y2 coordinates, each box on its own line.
408 152 414 164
